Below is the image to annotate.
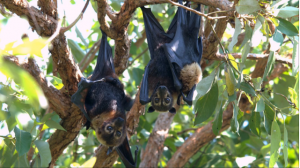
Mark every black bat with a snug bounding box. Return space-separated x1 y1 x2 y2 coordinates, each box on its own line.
140 1 203 114
71 30 137 168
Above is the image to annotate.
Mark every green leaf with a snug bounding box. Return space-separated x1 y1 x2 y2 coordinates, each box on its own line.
276 6 299 18
250 17 263 47
269 120 281 168
241 42 250 65
236 0 261 14
3 38 48 57
239 22 253 49
34 140 52 167
249 111 261 137
262 51 275 81
240 82 256 96
40 113 55 123
230 101 241 134
45 120 66 131
194 82 219 125
75 26 88 47
81 157 97 167
194 68 218 102
14 127 32 156
264 104 275 135
212 102 224 135
68 39 85 63
292 37 299 76
0 62 48 110
276 18 299 36
228 18 242 52
255 97 265 113
225 65 236 96
283 126 288 167
228 54 238 71
252 77 262 90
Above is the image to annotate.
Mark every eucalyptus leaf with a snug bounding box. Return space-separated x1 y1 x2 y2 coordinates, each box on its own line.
249 111 261 137
264 104 275 135
194 68 218 102
212 101 223 135
228 18 242 52
45 120 66 131
262 51 275 81
236 0 261 14
283 126 288 167
34 140 52 167
276 18 299 36
292 36 299 76
194 82 219 125
276 6 299 18
67 39 85 63
269 120 281 168
14 127 32 156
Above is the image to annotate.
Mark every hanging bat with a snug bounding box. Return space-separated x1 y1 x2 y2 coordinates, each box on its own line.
71 30 137 168
140 1 203 114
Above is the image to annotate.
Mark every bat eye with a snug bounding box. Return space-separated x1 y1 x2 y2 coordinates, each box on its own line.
165 98 170 103
106 126 113 131
154 98 160 103
116 131 121 137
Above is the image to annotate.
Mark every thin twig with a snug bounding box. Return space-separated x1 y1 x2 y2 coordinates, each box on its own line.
80 43 101 71
128 47 148 66
177 128 198 135
167 0 227 20
60 0 90 34
79 39 101 67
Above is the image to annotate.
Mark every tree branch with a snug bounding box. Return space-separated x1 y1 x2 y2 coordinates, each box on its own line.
139 112 175 167
167 103 234 167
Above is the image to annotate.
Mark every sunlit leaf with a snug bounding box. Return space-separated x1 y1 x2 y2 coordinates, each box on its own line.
255 97 265 113
225 65 236 96
0 62 48 110
228 18 242 52
252 77 262 90
45 120 66 131
230 101 241 134
276 18 299 36
250 17 263 47
240 82 256 96
276 6 299 18
194 68 218 102
14 127 32 156
34 140 52 167
194 82 218 125
269 120 281 168
11 38 47 57
292 37 299 76
241 42 250 65
228 54 238 71
236 0 261 14
81 157 97 167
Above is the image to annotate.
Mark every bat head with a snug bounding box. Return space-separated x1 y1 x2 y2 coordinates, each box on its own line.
149 85 176 113
92 114 126 147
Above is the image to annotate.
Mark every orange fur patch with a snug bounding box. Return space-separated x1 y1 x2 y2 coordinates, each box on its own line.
180 63 202 92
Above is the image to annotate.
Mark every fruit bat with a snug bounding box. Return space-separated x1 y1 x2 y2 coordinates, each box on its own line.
71 30 137 168
140 1 203 114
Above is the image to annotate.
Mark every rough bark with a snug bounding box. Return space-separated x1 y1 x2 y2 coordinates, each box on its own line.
139 113 176 168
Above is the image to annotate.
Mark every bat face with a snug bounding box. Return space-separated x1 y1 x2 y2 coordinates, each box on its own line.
92 114 126 147
150 85 174 112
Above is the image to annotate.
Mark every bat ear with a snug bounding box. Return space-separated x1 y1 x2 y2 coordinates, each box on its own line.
169 108 176 114
123 95 133 111
148 106 155 113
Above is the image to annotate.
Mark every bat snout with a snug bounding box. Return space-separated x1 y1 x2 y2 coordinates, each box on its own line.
114 117 125 127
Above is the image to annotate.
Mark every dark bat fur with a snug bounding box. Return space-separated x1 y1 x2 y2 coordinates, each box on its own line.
140 0 203 114
71 30 137 168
